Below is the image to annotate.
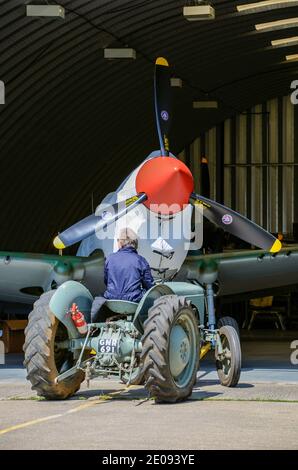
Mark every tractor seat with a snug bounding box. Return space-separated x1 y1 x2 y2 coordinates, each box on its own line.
105 299 138 315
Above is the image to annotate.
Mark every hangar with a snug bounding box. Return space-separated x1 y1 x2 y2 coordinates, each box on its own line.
1 2 298 326
0 0 298 451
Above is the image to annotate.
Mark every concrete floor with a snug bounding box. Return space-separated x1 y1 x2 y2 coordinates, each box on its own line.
0 336 298 450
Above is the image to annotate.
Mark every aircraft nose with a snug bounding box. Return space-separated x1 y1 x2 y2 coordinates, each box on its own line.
135 156 194 214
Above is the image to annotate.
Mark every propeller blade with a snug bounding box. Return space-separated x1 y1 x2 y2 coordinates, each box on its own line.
154 57 171 155
53 193 147 249
190 192 281 253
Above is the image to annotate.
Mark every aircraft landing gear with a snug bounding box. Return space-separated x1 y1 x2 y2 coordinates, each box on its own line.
201 280 241 387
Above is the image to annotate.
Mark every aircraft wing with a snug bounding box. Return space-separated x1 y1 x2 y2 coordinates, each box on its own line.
0 251 104 307
2 245 298 315
180 246 298 299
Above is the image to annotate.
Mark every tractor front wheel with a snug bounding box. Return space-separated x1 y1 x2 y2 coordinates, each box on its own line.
215 325 241 387
217 316 240 337
141 295 199 403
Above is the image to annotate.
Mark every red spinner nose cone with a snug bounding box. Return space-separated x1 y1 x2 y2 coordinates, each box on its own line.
136 156 194 214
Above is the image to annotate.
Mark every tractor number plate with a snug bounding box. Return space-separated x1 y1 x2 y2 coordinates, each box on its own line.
99 338 117 354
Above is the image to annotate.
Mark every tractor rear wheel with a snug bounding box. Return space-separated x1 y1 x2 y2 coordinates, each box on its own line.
141 295 199 403
215 325 241 387
23 290 85 399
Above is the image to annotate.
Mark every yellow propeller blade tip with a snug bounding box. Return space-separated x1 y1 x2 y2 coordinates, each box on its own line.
156 57 169 67
53 236 65 250
270 238 282 253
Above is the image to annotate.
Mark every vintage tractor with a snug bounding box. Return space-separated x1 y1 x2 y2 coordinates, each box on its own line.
24 266 241 403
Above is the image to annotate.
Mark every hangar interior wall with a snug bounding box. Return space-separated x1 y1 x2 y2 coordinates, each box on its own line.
179 96 298 236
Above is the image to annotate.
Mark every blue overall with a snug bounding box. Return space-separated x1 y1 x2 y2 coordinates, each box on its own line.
104 246 154 301
90 246 154 322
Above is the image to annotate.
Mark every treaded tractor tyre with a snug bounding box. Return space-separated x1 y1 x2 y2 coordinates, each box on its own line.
215 325 241 387
217 316 240 337
141 295 199 403
23 290 85 399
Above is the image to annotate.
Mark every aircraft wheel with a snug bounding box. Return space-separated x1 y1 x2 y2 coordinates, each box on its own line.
141 295 199 403
215 325 241 387
23 290 85 399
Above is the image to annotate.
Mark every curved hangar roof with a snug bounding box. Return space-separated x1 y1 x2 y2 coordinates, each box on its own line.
1 0 298 253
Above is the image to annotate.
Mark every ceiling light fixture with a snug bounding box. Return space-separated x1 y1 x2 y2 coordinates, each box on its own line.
271 35 298 46
183 4 215 21
237 0 298 13
255 17 298 31
193 101 218 108
171 78 183 87
26 5 65 18
286 53 298 60
104 48 136 59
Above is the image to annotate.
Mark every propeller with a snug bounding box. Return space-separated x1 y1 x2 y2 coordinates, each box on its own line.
190 192 281 253
53 56 281 255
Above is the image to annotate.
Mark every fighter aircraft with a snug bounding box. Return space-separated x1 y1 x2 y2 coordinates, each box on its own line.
1 57 298 317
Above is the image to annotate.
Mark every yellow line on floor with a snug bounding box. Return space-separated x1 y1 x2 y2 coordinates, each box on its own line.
0 388 129 437
65 389 127 414
0 414 63 436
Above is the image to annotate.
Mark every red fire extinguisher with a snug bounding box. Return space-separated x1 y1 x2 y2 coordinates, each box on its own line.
70 303 88 335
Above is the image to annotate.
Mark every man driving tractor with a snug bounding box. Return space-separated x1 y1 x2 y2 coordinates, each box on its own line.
91 227 154 321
